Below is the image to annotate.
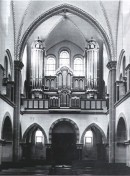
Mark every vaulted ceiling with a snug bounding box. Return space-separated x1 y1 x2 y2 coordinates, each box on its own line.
28 13 103 51
12 0 120 54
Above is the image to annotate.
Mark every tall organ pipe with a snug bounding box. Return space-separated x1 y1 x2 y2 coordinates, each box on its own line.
86 38 99 92
31 37 44 92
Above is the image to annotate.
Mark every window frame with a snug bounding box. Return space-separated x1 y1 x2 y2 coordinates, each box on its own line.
46 56 56 76
35 129 43 143
84 130 93 146
59 49 70 68
74 56 84 76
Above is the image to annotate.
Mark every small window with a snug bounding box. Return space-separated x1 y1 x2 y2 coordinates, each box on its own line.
35 130 43 143
74 58 84 76
85 130 93 145
46 57 55 76
59 51 70 67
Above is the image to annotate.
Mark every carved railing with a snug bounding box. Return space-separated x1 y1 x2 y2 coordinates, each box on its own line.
22 98 107 110
81 99 107 110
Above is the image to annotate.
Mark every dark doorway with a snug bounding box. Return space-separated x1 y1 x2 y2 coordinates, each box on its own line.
51 121 77 164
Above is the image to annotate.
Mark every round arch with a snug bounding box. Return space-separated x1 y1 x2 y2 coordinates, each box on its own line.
22 123 47 143
81 123 107 143
17 4 113 61
49 118 79 143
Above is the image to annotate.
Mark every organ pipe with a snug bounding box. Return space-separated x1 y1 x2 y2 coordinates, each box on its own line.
31 37 45 96
86 38 99 98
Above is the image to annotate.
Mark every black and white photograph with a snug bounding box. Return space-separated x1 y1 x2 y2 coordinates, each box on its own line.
0 0 130 175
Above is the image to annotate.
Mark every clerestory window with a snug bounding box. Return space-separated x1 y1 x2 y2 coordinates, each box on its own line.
74 57 84 76
46 57 55 76
59 51 70 67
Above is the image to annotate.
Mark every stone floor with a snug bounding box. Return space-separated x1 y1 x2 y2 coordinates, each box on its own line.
0 164 130 175
0 161 130 175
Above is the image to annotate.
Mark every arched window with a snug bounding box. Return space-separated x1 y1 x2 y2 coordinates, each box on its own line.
84 130 93 145
59 50 70 67
35 129 44 143
74 57 84 76
46 57 55 76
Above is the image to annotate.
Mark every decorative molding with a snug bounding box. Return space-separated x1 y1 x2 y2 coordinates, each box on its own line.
17 3 113 62
107 61 117 70
14 60 24 70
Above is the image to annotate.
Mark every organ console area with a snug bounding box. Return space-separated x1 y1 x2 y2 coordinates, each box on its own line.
24 37 105 109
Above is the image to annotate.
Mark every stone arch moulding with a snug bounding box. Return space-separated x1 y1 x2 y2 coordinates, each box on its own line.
22 123 47 143
17 4 113 62
116 49 125 81
49 118 80 144
1 112 13 139
80 123 107 144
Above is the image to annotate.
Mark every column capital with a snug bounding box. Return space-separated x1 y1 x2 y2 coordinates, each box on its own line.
107 61 117 70
14 60 24 70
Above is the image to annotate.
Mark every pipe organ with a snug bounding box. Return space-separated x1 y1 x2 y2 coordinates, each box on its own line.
31 37 45 98
85 38 99 98
28 37 102 103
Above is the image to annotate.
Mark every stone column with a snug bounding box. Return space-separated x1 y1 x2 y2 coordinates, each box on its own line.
107 61 117 163
13 60 24 162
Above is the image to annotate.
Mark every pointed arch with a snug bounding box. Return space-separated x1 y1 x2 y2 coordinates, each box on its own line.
22 123 47 143
18 4 113 61
81 123 107 143
1 113 13 141
116 116 127 142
